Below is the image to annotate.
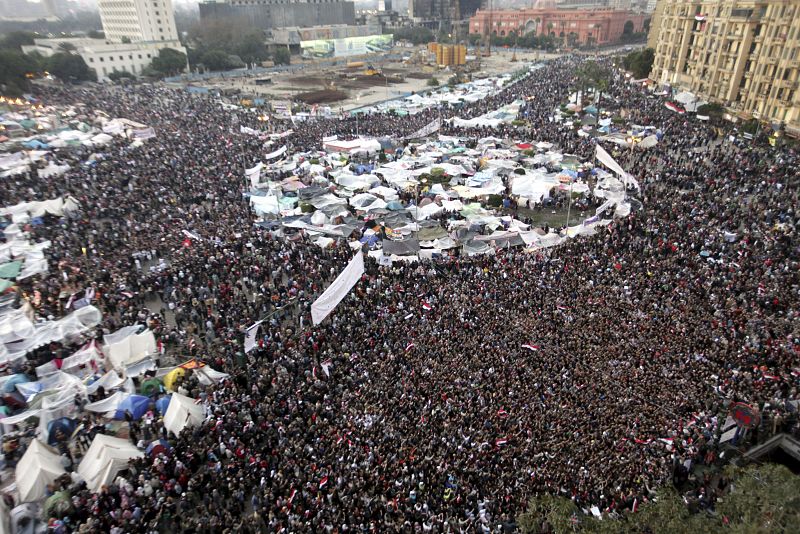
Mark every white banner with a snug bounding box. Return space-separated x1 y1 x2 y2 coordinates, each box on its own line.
240 125 261 136
595 199 614 215
311 251 364 325
245 162 263 187
244 321 262 353
595 143 639 190
131 127 156 140
402 118 442 140
265 146 287 160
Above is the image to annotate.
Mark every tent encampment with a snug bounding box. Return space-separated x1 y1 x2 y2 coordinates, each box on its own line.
15 439 66 502
163 392 204 436
77 434 143 492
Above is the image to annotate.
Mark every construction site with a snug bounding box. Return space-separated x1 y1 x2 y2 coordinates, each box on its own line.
186 45 553 111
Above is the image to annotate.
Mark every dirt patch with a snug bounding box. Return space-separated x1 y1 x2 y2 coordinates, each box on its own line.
295 89 349 104
406 72 432 80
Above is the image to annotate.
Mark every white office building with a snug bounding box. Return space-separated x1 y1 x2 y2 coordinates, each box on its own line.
98 0 180 43
22 0 186 81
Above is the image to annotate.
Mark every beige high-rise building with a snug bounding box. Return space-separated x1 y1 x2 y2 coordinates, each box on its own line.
648 1 800 136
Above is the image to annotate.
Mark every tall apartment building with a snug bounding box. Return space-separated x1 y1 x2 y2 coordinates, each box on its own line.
98 0 180 43
23 0 187 80
648 1 800 134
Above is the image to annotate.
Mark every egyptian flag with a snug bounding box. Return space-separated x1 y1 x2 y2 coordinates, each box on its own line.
422 302 432 311
495 437 509 447
319 476 329 489
405 342 416 352
521 343 540 352
665 102 685 114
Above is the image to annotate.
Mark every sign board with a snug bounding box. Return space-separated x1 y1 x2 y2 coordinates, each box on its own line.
301 34 393 59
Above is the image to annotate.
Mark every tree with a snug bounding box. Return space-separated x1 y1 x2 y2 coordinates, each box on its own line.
427 76 440 87
623 48 655 79
389 27 435 45
46 52 95 82
518 464 800 533
0 49 38 95
577 60 611 105
150 47 187 76
200 49 233 71
272 47 290 66
696 102 725 118
235 31 269 65
108 69 134 81
1 31 36 50
58 41 76 52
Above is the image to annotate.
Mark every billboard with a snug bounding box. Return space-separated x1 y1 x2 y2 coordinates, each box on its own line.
301 34 393 59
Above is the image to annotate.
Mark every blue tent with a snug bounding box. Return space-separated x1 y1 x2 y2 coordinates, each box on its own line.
47 417 77 446
359 234 380 247
113 394 151 420
386 200 405 211
2 374 29 394
155 395 171 415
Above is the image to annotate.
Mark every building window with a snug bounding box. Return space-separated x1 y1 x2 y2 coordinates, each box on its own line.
89 57 94 63
99 57 104 62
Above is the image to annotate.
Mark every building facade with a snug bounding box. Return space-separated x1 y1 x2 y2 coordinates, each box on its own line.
97 0 180 43
648 1 800 134
198 0 356 30
409 0 483 23
22 0 186 82
469 8 645 46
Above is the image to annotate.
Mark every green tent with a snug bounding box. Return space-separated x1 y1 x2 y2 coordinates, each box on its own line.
0 261 22 280
43 491 72 519
0 279 13 292
140 377 163 396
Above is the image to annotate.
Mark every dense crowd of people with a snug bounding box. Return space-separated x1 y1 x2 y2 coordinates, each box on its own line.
1 54 798 533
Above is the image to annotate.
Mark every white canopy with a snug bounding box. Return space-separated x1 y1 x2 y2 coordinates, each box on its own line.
77 434 143 492
163 392 205 436
16 440 66 502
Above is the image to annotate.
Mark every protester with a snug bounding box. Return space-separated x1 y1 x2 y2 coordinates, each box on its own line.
0 54 797 533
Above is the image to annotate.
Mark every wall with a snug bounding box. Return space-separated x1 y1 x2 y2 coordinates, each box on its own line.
199 1 356 29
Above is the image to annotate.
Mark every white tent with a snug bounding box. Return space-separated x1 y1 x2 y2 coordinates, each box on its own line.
84 390 126 414
77 434 143 492
163 392 205 436
104 326 156 370
15 440 66 502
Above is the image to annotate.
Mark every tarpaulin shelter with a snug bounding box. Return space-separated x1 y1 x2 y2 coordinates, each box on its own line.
163 392 204 436
46 417 77 446
139 377 162 396
163 367 187 392
155 395 171 415
77 434 143 492
113 394 150 420
15 439 66 502
145 439 171 457
43 490 72 518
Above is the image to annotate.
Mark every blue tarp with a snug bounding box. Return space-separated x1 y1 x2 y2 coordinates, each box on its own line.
155 395 171 415
47 417 77 445
114 394 151 420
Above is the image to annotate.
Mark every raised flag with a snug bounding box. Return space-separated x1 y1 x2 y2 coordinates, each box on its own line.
319 476 329 489
244 321 262 353
422 302 432 311
521 344 540 352
321 359 332 377
405 343 416 352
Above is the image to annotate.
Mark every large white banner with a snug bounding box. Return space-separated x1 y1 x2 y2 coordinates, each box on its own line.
595 143 639 190
402 118 442 140
311 252 364 325
131 127 156 140
265 146 287 160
